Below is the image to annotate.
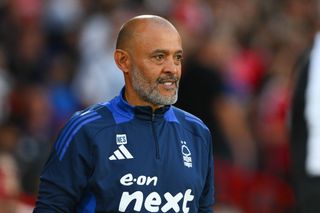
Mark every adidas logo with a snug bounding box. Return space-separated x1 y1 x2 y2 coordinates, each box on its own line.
109 145 134 160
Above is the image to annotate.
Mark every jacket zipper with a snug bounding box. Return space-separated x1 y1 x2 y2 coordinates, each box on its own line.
151 113 160 159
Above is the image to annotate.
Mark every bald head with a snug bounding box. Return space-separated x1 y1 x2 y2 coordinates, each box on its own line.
116 15 179 50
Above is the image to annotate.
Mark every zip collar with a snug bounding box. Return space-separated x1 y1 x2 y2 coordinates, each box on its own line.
111 87 172 121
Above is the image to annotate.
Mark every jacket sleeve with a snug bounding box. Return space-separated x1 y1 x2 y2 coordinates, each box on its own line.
33 121 94 213
198 132 214 213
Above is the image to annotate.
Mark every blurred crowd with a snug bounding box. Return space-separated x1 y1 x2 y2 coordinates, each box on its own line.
0 0 317 212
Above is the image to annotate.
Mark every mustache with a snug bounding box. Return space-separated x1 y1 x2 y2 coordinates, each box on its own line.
157 75 179 84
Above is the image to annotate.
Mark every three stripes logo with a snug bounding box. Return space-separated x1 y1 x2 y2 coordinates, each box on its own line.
109 134 134 160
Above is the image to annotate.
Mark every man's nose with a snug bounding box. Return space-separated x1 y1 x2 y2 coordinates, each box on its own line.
163 57 180 74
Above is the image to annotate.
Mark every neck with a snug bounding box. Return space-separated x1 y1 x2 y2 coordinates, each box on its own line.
124 88 163 111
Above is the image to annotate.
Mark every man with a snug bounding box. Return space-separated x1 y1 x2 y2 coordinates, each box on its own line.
34 15 214 212
290 29 320 212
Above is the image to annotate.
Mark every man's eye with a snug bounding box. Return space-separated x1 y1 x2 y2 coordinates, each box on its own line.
154 55 165 61
174 54 183 64
175 54 183 61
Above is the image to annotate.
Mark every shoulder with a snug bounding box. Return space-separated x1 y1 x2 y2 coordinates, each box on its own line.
54 104 115 160
58 103 116 140
171 106 210 135
71 104 114 128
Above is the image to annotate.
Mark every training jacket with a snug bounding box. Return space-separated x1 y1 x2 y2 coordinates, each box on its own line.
34 89 214 213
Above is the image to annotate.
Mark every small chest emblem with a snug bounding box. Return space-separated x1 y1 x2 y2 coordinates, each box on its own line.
181 141 192 168
109 134 133 160
116 134 127 145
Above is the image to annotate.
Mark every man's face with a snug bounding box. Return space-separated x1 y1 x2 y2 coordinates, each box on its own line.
128 24 183 107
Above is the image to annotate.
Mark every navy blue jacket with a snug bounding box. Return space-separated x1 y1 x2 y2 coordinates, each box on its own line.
34 89 214 213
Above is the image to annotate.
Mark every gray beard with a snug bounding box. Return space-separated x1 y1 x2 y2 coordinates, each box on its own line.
131 66 179 106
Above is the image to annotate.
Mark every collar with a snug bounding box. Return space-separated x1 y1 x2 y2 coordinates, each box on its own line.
110 87 174 122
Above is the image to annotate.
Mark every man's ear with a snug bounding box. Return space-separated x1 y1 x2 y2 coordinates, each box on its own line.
114 49 131 74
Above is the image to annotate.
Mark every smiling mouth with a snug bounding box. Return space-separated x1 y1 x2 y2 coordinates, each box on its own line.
158 79 178 90
162 81 175 86
157 74 179 91
158 76 178 84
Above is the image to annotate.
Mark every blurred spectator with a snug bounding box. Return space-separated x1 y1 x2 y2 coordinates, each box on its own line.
0 122 19 155
255 70 292 179
215 161 295 213
44 0 83 33
72 7 124 106
46 54 81 129
0 47 12 122
9 85 53 196
73 4 134 106
9 26 47 84
250 41 293 181
290 21 320 212
174 0 257 170
0 153 33 212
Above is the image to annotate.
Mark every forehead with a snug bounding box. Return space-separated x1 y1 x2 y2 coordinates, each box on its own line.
132 23 182 53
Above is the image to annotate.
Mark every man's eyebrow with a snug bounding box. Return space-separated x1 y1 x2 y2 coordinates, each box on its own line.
151 49 169 54
175 50 183 54
151 49 183 54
